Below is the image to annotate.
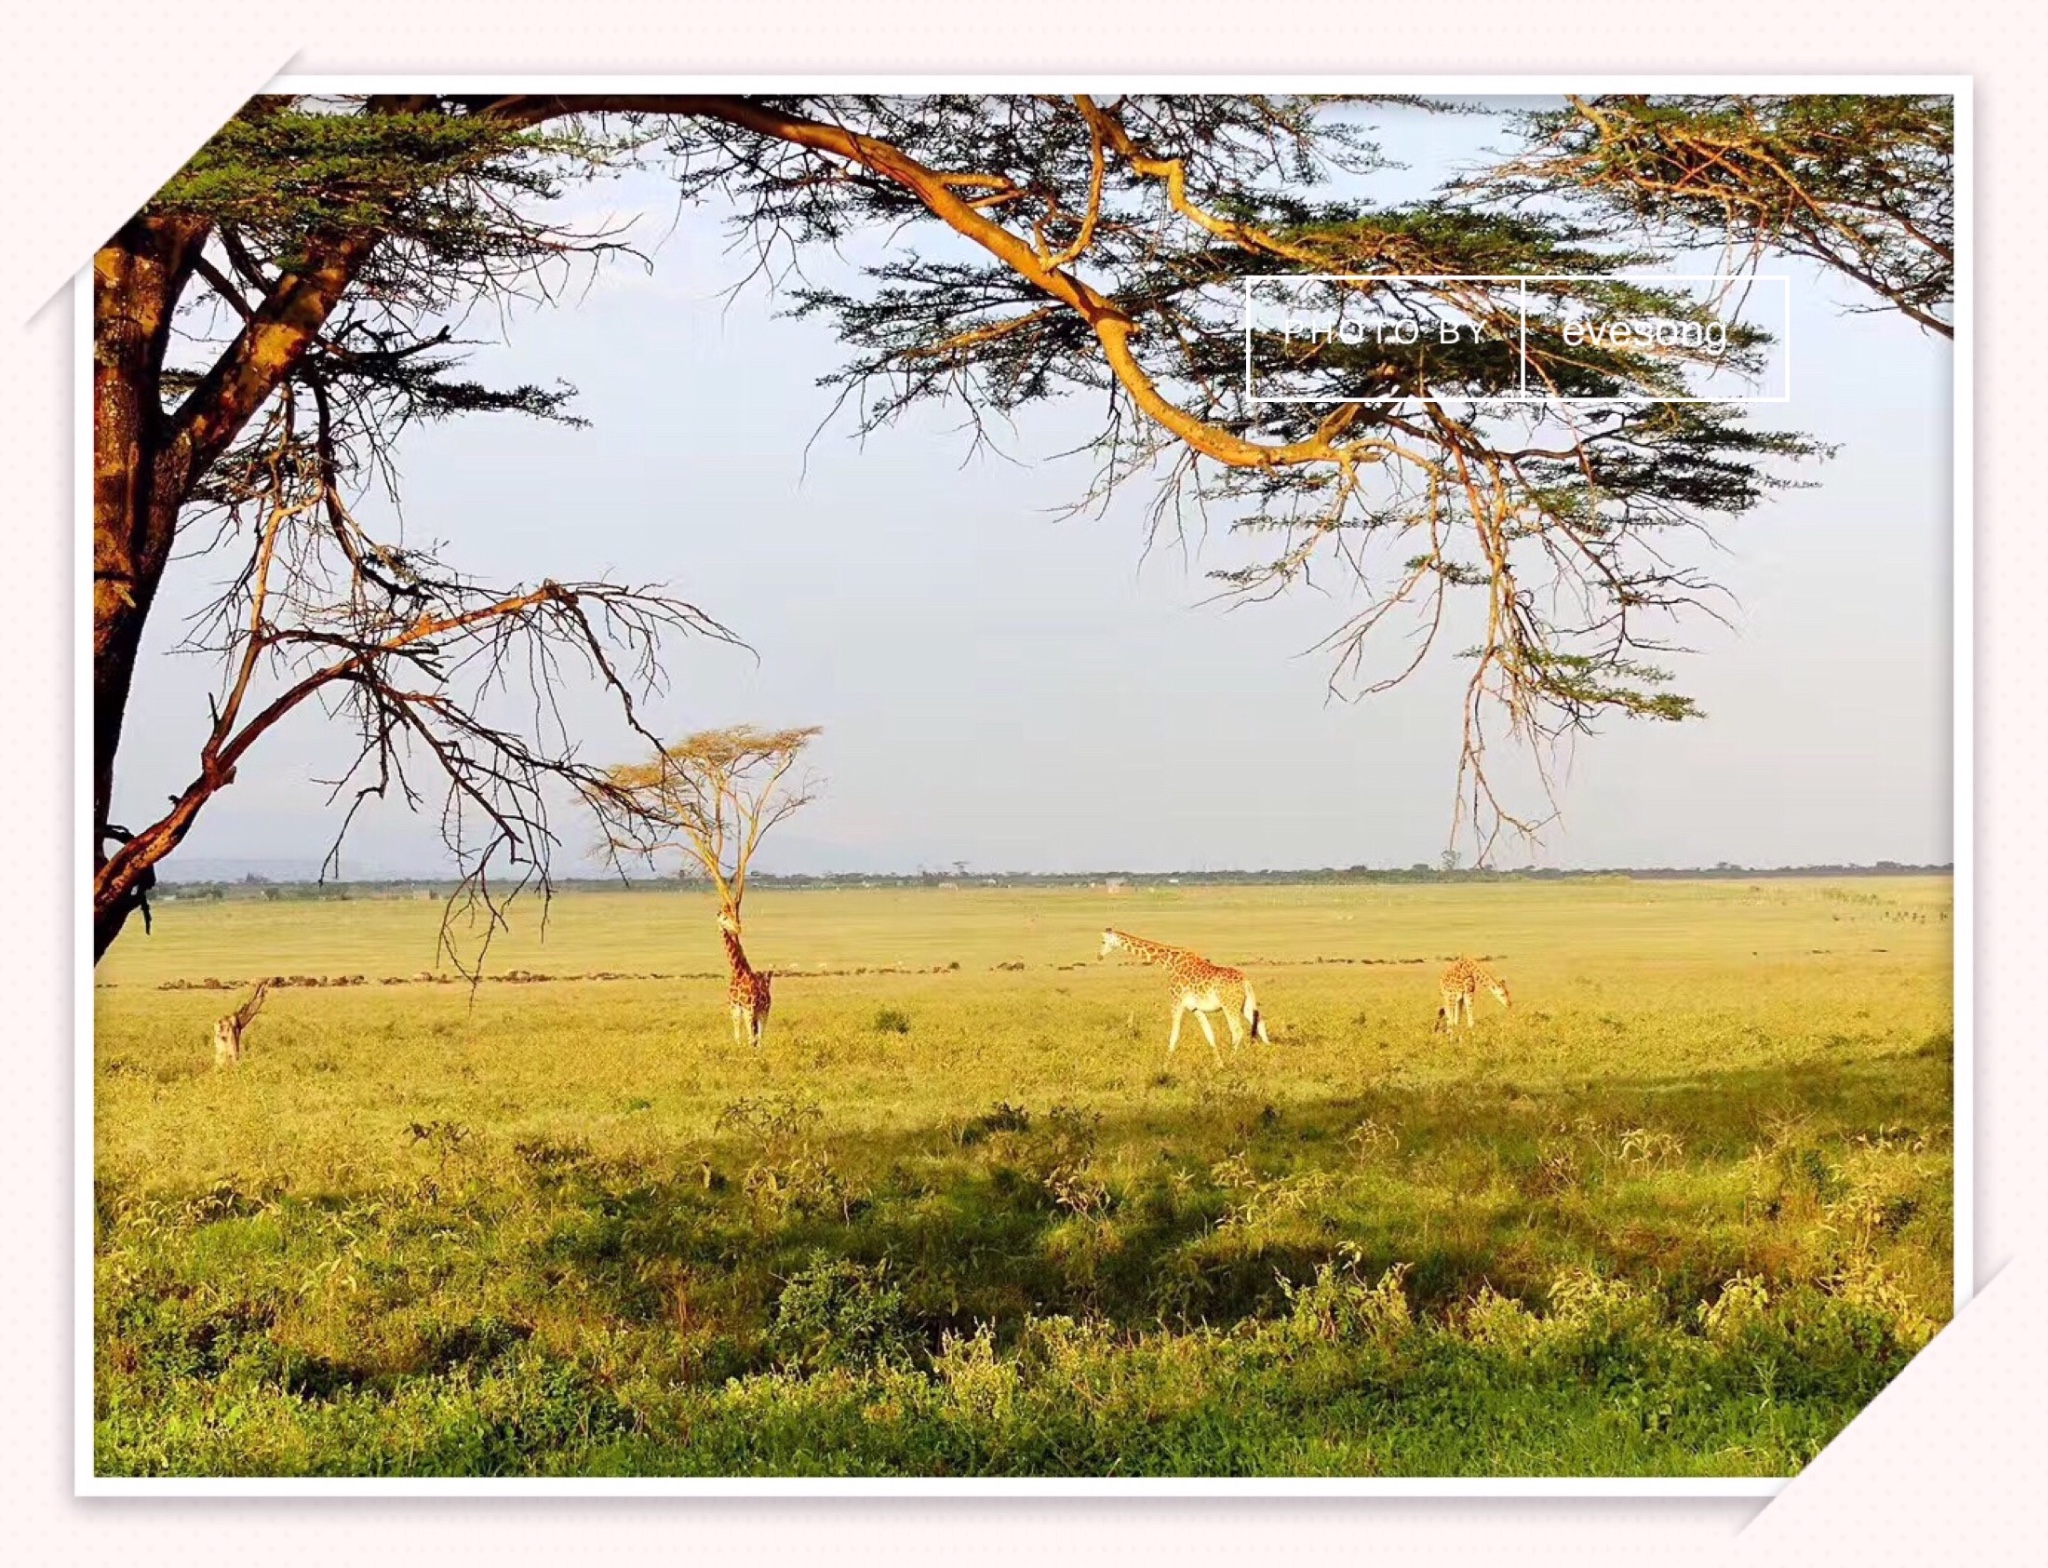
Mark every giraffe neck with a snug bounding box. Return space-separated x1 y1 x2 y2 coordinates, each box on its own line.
1112 930 1184 967
721 925 754 979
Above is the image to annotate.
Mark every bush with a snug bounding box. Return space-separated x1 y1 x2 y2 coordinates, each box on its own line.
873 1008 913 1035
1280 1253 1414 1346
958 1101 1032 1145
767 1256 916 1374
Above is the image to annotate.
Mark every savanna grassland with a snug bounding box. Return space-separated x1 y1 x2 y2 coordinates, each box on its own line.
92 877 1954 1479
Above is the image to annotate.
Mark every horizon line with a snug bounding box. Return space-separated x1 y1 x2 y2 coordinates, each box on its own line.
155 859 1958 887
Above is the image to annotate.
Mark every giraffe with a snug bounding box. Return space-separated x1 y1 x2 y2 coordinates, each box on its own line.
1434 956 1511 1032
1099 928 1268 1064
717 907 773 1050
212 980 269 1068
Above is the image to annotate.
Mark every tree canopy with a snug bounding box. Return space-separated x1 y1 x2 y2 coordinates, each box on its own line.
602 725 824 921
1485 94 1954 336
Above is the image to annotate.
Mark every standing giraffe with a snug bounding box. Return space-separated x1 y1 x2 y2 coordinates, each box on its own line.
1435 957 1511 1032
717 908 773 1050
212 980 269 1068
1099 928 1268 1064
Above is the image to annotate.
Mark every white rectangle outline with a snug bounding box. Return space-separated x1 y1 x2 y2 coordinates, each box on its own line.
71 71 1971 1499
1241 273 1794 405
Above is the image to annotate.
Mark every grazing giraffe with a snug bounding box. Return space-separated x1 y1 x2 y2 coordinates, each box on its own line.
717 908 773 1050
1435 957 1511 1032
212 980 269 1068
1099 928 1269 1064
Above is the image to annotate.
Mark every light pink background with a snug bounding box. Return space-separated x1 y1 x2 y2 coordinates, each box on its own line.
7 5 2037 1559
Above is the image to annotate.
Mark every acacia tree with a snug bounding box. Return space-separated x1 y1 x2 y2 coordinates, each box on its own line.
95 93 1842 959
601 726 822 922
1485 95 1955 336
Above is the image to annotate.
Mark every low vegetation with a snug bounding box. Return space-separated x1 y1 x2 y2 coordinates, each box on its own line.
93 878 1953 1477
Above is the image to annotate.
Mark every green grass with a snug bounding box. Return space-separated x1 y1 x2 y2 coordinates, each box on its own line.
93 877 1954 1478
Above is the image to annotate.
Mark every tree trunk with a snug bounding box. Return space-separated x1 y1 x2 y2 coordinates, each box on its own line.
92 217 380 960
93 218 206 960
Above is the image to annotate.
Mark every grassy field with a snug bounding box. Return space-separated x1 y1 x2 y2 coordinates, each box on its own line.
92 877 1955 1478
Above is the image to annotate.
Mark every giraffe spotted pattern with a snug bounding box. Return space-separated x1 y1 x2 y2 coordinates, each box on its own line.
718 910 773 1050
1436 956 1511 1032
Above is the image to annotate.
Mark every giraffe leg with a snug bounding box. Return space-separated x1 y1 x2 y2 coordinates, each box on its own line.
1225 1007 1246 1050
1167 1005 1184 1056
1195 1009 1222 1066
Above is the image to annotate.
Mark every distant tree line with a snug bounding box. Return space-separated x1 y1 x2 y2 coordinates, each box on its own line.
151 860 1953 903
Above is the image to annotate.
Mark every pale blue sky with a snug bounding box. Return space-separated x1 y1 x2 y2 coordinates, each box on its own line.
121 99 1954 878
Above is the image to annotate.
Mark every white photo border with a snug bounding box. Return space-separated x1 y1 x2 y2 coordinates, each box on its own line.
74 70 1973 1498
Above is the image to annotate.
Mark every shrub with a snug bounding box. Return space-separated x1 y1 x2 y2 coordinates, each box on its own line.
1461 1285 1543 1356
1280 1254 1414 1346
767 1255 916 1374
1346 1116 1401 1160
1542 1265 1663 1364
957 1101 1032 1145
717 1094 855 1220
1700 1273 1772 1343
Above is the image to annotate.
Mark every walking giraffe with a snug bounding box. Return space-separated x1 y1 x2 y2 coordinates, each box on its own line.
717 908 773 1050
1435 956 1511 1032
1099 928 1269 1064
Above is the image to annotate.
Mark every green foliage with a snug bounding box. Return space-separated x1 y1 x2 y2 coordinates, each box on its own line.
1279 1253 1414 1346
93 879 1952 1476
1494 95 1954 334
768 1256 916 1374
154 103 617 433
149 103 624 276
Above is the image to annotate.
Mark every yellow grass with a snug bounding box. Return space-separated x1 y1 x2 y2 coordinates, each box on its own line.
92 876 1955 1478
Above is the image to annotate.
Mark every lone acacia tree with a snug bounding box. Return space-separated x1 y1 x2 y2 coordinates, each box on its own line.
602 725 823 923
95 93 1859 958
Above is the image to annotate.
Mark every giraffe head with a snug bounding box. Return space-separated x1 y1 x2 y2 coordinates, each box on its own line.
1098 928 1125 960
1490 978 1513 1011
716 905 741 936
